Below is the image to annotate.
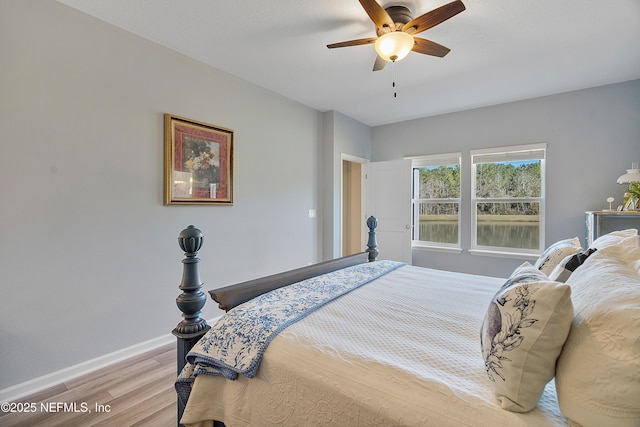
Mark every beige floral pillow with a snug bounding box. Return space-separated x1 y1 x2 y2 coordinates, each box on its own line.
481 262 573 412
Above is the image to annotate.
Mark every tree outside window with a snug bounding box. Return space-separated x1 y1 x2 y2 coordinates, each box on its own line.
471 144 546 254
411 153 461 249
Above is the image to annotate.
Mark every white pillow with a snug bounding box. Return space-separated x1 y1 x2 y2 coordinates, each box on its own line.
589 228 638 251
481 262 573 412
534 237 582 275
555 236 640 427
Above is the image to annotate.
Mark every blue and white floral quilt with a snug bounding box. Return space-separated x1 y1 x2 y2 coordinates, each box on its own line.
176 260 403 402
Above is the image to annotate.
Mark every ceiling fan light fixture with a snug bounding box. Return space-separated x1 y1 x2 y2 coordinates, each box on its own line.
374 31 414 62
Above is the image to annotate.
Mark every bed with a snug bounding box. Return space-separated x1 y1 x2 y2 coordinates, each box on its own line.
171 218 640 427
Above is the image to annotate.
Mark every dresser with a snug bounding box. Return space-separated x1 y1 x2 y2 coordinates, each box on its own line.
585 210 640 246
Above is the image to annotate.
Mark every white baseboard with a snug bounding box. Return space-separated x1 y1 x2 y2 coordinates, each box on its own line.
0 316 221 403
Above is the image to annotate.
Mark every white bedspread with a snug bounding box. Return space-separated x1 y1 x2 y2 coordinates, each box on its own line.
181 265 568 427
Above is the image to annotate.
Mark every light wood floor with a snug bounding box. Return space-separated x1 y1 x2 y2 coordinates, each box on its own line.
0 343 178 427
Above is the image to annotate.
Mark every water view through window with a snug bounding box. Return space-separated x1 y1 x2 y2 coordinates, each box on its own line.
418 219 539 249
413 145 544 252
412 159 460 246
473 156 543 251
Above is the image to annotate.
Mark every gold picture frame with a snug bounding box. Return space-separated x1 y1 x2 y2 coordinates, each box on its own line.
623 197 636 211
164 114 233 205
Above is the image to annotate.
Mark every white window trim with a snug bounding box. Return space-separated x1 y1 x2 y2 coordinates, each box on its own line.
408 152 462 250
470 143 546 256
470 143 547 163
468 249 537 260
414 244 463 254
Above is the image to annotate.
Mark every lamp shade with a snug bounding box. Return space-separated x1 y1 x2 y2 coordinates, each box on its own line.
618 169 640 184
374 31 415 62
617 162 640 184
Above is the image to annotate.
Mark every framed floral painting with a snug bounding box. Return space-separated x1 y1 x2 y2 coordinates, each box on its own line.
164 114 234 205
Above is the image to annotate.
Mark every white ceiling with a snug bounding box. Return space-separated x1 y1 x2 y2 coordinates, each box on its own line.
57 0 640 126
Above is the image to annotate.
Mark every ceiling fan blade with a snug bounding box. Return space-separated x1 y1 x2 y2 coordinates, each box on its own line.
412 38 451 57
359 0 395 30
327 37 377 49
402 0 465 35
373 55 386 71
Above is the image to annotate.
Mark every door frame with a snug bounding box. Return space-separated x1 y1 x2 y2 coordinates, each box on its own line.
340 153 368 257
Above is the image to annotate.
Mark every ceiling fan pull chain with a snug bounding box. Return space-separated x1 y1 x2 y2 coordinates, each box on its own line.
393 61 397 98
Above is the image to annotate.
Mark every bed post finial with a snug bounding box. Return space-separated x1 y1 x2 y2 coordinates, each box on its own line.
366 216 379 262
173 225 211 338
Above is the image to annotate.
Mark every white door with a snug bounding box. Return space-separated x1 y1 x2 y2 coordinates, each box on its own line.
364 159 412 264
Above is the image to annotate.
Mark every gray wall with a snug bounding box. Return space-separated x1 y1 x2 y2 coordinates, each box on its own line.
322 111 372 260
0 0 323 389
372 80 640 277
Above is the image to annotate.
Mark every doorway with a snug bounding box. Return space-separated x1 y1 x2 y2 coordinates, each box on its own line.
342 158 363 256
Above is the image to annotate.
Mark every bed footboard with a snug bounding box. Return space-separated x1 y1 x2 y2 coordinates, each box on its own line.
172 216 378 426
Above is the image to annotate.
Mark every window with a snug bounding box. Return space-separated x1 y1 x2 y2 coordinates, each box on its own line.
471 143 546 255
410 153 461 249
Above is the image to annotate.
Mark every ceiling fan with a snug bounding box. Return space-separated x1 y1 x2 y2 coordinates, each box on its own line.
327 0 466 71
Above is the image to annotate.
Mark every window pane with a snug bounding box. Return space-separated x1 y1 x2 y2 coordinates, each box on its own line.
476 202 540 249
475 161 541 198
416 202 459 244
411 154 461 248
416 165 460 199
